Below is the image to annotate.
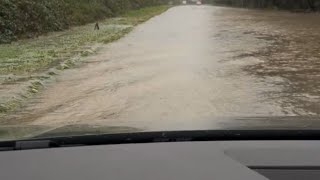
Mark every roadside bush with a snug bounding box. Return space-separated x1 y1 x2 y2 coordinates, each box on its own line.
0 0 170 43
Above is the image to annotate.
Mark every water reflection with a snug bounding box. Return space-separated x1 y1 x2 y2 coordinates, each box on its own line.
213 7 320 115
1 6 320 133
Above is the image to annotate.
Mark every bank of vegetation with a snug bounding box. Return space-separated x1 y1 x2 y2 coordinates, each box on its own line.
0 0 171 44
204 0 320 11
0 4 170 117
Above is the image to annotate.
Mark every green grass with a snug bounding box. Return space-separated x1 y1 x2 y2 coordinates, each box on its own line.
0 5 169 75
0 5 170 117
123 5 170 22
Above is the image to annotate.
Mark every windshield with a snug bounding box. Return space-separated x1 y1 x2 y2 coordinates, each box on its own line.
1 0 320 140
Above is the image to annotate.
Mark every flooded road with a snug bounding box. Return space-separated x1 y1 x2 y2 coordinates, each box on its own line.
3 6 320 133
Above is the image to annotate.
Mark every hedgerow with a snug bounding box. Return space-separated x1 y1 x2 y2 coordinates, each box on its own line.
0 0 170 43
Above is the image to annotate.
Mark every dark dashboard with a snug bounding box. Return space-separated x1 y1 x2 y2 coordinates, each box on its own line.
1 130 320 180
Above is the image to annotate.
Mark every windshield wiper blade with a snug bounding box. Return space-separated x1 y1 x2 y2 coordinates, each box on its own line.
0 140 59 151
2 130 320 151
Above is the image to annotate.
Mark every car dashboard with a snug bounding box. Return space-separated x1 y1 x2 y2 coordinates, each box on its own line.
1 140 320 180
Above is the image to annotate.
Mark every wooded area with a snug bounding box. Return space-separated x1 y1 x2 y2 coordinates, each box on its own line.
0 0 170 43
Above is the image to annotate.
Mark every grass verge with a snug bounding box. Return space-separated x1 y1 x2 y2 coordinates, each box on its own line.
0 5 170 117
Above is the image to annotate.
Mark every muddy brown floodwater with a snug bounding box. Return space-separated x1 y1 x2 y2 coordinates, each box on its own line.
2 6 320 134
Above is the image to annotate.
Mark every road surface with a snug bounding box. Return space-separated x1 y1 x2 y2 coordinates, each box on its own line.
4 5 320 132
